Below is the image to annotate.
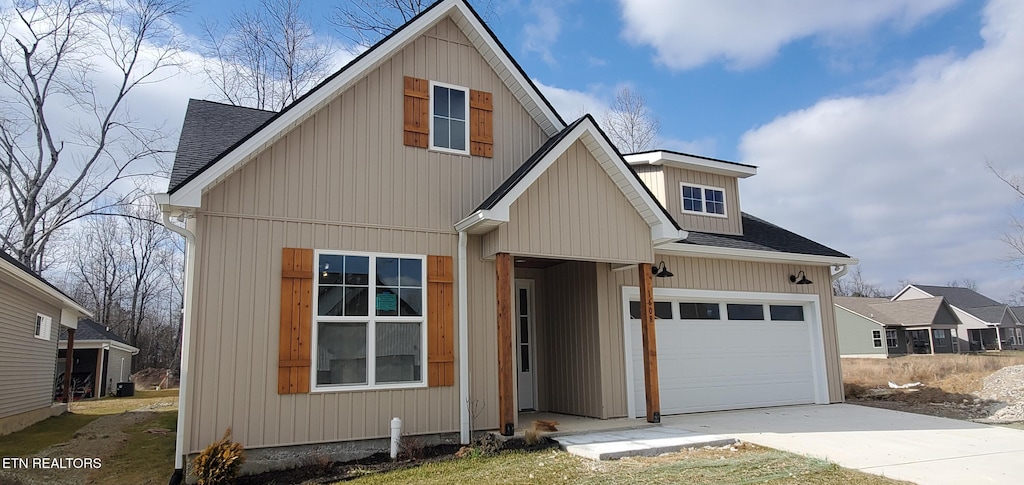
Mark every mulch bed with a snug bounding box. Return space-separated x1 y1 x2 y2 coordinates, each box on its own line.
236 436 557 485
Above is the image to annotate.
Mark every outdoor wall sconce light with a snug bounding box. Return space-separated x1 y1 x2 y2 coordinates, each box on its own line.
789 270 813 285
651 260 674 278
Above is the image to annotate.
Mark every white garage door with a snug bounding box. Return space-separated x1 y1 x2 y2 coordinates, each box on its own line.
626 291 825 417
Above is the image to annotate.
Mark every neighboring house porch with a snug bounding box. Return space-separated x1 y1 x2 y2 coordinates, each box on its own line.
834 296 961 358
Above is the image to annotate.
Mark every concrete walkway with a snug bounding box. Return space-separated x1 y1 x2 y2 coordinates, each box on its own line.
553 427 735 460
661 404 1024 485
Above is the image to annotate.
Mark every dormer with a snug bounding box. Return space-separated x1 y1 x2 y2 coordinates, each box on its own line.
626 150 756 236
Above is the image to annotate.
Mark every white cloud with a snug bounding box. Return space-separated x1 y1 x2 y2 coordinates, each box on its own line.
522 2 562 65
534 80 612 119
737 0 1024 300
617 0 960 70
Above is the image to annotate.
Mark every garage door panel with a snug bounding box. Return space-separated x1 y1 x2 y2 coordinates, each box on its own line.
628 296 818 417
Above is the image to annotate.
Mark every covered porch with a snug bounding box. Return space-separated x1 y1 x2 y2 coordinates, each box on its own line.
968 328 1002 351
900 326 958 354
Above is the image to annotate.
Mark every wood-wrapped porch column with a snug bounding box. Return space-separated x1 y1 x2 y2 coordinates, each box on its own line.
62 328 75 403
638 262 660 423
496 252 515 435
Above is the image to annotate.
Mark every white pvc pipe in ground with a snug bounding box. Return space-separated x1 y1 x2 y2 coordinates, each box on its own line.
390 417 402 459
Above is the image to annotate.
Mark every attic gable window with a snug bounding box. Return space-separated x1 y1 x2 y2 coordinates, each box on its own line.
680 183 726 217
404 76 493 157
431 82 469 154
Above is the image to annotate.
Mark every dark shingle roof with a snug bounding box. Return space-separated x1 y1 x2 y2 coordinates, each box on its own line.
911 285 1001 309
835 296 958 327
60 318 131 345
964 304 1009 323
1011 306 1024 321
168 99 276 190
0 250 81 306
679 213 849 258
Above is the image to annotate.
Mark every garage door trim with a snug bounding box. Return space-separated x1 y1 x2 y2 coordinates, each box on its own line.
622 287 830 419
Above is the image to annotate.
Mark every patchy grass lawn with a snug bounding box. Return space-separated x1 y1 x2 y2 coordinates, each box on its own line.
0 413 102 457
0 392 178 485
337 444 909 485
70 389 179 415
843 353 1024 396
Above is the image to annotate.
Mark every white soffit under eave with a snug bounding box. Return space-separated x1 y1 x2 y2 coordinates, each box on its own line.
625 151 757 179
168 0 564 208
456 119 684 242
655 241 858 266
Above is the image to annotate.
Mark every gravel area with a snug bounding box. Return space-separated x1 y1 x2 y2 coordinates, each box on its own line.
976 365 1024 423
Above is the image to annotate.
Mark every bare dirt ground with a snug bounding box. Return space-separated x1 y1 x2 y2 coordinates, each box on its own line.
843 353 1024 423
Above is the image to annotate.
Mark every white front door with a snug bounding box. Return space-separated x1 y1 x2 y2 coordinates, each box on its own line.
515 279 536 410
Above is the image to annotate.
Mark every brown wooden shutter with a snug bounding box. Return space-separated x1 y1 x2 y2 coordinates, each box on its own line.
279 248 313 394
426 255 455 386
469 89 494 158
404 76 430 148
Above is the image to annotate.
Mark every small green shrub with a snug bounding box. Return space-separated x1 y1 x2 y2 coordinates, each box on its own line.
192 427 246 485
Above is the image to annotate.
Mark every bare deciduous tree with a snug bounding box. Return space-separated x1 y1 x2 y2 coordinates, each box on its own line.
988 161 1024 267
331 0 494 47
601 86 660 154
200 0 333 111
945 278 979 291
832 266 891 298
0 0 183 271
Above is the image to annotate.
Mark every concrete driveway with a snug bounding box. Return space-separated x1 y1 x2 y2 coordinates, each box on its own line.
662 404 1024 485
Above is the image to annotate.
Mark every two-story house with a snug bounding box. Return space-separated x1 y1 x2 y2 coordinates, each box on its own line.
155 0 856 474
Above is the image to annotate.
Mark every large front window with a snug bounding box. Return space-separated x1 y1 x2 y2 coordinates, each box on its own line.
314 251 426 390
886 329 898 348
430 82 468 153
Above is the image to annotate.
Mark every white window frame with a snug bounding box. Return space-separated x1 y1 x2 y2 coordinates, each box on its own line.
34 313 52 340
1016 328 1023 345
679 182 727 218
428 81 470 155
933 329 947 342
872 330 882 348
311 249 428 392
885 329 898 348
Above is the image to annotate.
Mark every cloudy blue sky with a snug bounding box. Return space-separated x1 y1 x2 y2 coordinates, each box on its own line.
149 0 1024 300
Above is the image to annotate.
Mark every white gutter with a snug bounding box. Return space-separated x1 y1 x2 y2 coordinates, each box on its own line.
160 209 196 472
830 264 850 282
458 231 471 444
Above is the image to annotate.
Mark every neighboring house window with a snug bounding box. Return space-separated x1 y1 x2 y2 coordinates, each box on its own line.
680 183 726 217
933 329 947 345
430 82 469 154
34 313 52 340
872 330 882 348
1017 328 1023 345
314 251 426 390
886 329 898 348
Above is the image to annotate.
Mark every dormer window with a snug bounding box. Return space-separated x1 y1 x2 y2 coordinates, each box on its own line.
681 183 726 217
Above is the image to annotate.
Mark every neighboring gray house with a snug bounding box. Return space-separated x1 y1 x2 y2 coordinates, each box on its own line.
58 318 140 399
893 285 1022 351
834 296 961 357
0 251 90 435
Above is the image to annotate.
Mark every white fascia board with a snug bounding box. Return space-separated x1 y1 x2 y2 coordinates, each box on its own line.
170 0 564 208
454 209 507 233
60 309 80 330
655 241 859 266
0 259 91 317
625 151 757 178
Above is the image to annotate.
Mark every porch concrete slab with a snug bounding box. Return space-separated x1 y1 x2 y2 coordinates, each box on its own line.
553 427 736 461
661 404 1024 485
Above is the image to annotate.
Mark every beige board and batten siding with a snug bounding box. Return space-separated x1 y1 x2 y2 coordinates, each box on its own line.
480 139 654 263
598 259 843 418
633 165 665 204
0 278 61 420
659 166 742 235
535 261 604 418
186 17 550 452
